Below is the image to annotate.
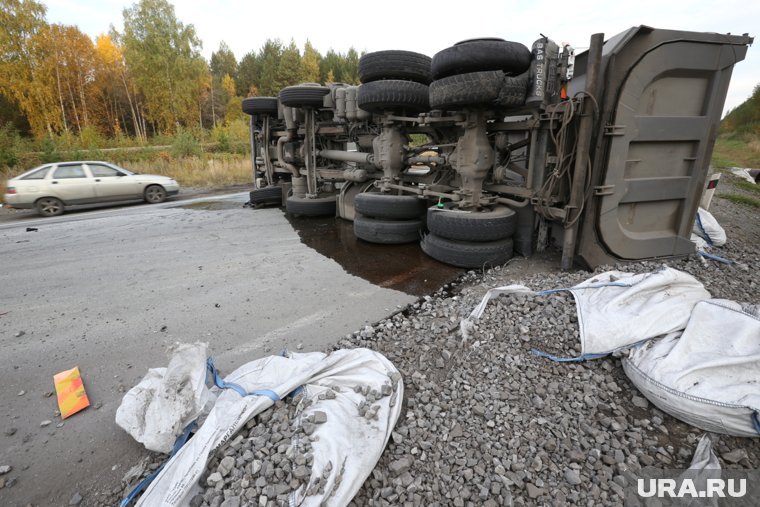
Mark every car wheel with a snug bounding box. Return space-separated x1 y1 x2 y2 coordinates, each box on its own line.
357 80 430 114
354 192 427 220
144 185 167 204
249 186 282 206
421 233 514 268
353 215 423 244
431 39 531 80
35 197 64 217
242 97 279 116
285 194 337 217
358 50 433 84
429 70 529 110
427 204 517 241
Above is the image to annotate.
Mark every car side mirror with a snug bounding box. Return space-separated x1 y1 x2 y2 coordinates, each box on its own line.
116 172 126 177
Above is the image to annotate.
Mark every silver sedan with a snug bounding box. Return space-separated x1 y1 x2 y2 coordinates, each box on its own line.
3 161 180 216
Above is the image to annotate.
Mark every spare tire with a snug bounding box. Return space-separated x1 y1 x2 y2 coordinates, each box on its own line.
431 40 530 80
429 70 529 110
279 85 330 108
242 97 278 116
357 80 430 114
358 50 432 84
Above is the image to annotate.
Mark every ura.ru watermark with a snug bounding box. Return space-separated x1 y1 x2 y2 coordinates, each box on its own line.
637 478 746 498
626 467 759 506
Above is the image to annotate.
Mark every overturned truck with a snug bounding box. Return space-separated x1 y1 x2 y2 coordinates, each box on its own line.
242 26 752 269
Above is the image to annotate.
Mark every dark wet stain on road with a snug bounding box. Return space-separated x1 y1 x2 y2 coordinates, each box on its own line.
284 214 463 297
175 200 463 296
178 200 244 211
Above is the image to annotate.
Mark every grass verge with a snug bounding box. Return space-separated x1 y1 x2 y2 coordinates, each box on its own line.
711 133 760 169
718 193 760 209
735 180 760 195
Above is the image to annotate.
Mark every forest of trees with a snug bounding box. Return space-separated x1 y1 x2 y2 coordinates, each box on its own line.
0 0 361 142
722 84 760 134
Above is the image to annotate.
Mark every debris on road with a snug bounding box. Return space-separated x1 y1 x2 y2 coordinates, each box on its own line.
464 267 760 436
116 343 211 453
53 366 91 419
693 207 727 248
117 345 403 507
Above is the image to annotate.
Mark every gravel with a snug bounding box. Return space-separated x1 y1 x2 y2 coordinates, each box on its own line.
190 395 319 507
102 179 759 506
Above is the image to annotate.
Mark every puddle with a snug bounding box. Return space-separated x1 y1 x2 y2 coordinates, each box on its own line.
177 200 245 211
285 214 463 297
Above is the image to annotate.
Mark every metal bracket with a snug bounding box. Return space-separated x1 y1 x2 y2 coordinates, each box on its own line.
604 124 626 136
594 185 615 196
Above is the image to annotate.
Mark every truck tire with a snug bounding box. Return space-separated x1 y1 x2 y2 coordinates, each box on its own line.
249 186 282 206
242 97 278 116
279 85 330 108
286 194 337 216
357 80 430 114
354 215 423 244
421 234 514 268
358 50 432 84
427 205 516 241
431 39 531 80
429 70 528 110
354 192 427 220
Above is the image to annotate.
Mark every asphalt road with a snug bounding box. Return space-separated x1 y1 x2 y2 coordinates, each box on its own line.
0 193 419 506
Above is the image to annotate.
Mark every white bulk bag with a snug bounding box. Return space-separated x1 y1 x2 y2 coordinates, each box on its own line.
623 300 760 437
693 207 727 247
116 343 213 453
461 267 711 357
134 348 403 507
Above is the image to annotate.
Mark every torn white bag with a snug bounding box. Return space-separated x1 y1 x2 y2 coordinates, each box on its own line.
623 300 760 437
461 267 710 356
569 268 711 356
116 343 213 453
134 348 403 507
693 207 727 247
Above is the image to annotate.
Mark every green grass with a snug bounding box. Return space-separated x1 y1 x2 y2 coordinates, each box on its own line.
711 133 760 168
718 192 760 208
735 179 760 195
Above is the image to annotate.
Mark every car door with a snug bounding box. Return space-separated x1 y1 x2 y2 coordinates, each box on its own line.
87 163 143 201
49 164 96 204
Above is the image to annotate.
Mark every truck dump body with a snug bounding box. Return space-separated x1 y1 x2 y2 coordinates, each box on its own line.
571 27 752 267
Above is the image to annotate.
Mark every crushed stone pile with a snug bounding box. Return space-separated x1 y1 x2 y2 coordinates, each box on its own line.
103 228 759 507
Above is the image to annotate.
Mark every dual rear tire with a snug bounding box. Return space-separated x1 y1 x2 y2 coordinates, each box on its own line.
353 193 426 244
421 205 517 268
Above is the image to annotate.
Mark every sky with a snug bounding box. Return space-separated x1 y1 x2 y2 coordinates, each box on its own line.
43 0 758 116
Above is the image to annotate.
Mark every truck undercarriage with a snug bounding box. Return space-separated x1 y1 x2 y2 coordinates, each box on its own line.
243 27 752 269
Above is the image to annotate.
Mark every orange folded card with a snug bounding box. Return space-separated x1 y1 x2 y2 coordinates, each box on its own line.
53 366 90 419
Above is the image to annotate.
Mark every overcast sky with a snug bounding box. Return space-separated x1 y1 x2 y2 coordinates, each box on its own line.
44 0 757 116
